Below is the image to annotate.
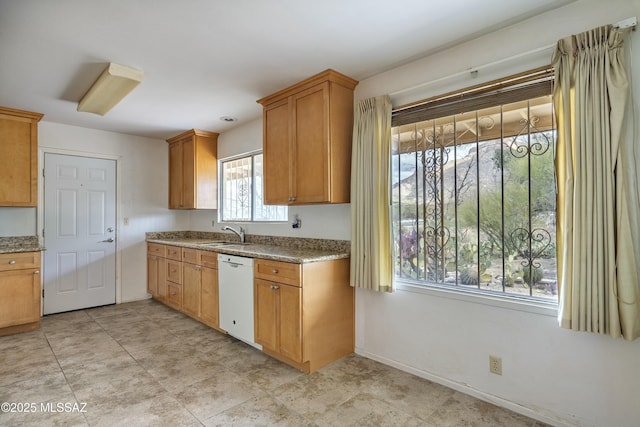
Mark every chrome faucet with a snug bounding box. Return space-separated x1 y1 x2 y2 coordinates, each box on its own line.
222 225 245 243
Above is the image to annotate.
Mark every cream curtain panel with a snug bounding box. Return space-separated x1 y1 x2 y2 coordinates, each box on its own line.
553 25 640 340
350 95 393 292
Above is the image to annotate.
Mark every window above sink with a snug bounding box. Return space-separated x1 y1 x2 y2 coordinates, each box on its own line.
219 151 288 223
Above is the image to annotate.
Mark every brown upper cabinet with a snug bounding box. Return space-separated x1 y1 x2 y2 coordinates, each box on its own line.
166 129 218 209
0 107 43 207
257 69 358 205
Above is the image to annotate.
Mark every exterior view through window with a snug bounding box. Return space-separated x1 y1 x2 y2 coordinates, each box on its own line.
391 82 557 301
221 152 287 222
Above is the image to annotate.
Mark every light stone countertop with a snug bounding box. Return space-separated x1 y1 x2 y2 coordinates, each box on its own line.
0 236 45 254
146 231 350 264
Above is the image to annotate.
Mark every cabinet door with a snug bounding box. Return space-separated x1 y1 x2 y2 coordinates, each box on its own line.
182 263 201 318
157 257 167 301
181 137 195 208
166 283 182 310
168 141 184 209
147 254 158 296
279 283 302 362
263 99 291 205
0 113 38 206
0 269 40 328
200 266 219 328
291 83 330 204
254 279 278 350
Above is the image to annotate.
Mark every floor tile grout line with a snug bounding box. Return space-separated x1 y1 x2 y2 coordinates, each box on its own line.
91 303 253 425
44 304 183 426
65 303 206 426
42 309 91 427
128 301 314 424
30 299 544 427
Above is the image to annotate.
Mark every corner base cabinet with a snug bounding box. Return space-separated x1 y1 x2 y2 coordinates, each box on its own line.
146 244 222 332
254 257 354 373
0 251 41 336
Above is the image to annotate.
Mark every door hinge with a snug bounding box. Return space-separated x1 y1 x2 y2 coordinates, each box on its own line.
42 168 45 177
42 229 45 237
42 288 44 298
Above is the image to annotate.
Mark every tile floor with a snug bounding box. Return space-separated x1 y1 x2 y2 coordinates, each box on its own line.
0 299 549 426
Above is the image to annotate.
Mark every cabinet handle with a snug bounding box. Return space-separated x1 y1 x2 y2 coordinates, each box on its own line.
9 260 16 265
272 269 278 274
270 285 279 290
34 270 40 275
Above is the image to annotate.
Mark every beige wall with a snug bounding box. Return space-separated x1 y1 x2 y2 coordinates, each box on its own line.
354 1 640 426
37 122 190 303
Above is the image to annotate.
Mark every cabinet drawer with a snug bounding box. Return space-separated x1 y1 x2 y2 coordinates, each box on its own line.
166 282 182 310
147 243 166 257
182 248 199 264
199 251 218 269
0 252 41 272
166 259 182 284
166 246 181 261
255 259 301 287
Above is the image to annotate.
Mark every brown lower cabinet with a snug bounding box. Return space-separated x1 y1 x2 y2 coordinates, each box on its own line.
182 254 201 318
254 278 302 363
254 257 354 373
146 243 354 373
199 251 219 329
165 258 183 311
0 251 41 336
146 244 221 331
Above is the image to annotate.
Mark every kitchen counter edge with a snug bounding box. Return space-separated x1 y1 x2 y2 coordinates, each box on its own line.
0 246 45 254
146 238 349 264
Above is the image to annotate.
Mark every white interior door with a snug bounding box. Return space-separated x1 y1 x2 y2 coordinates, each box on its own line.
43 153 116 314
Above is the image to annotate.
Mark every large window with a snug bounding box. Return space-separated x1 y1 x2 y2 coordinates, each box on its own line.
391 68 557 301
220 152 287 222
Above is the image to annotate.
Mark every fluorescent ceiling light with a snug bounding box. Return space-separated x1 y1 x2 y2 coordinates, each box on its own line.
77 63 143 115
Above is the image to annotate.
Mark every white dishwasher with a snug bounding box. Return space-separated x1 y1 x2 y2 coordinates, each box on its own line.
218 254 260 348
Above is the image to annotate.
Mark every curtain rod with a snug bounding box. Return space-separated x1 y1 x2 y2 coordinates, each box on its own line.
389 43 555 97
390 16 636 98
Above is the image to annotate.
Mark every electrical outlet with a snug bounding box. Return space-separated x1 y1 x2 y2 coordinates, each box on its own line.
489 355 502 375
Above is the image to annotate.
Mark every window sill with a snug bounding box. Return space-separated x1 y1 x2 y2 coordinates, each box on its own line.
395 279 558 317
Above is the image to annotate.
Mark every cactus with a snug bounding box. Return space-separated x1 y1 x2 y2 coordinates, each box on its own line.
460 268 479 287
523 266 543 285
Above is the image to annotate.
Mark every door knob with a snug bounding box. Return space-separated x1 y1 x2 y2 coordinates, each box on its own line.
98 238 114 243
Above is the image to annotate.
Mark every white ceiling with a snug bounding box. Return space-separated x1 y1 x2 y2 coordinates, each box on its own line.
0 0 573 140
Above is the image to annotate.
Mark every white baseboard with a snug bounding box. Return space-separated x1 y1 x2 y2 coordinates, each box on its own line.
354 347 576 427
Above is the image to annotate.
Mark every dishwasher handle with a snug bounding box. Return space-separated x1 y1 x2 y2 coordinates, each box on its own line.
221 261 242 268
